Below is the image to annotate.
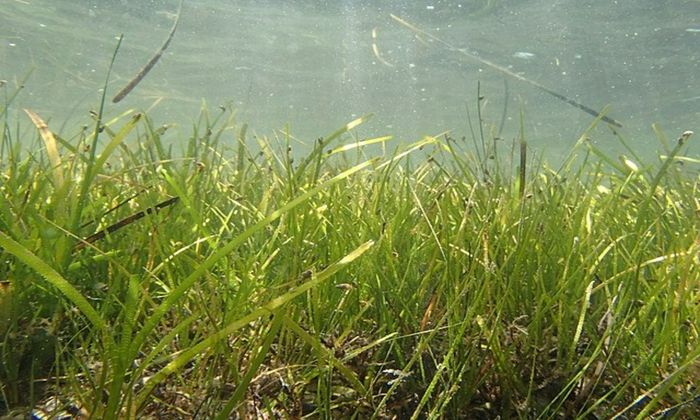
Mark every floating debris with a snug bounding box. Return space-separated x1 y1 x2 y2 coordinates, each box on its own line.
371 27 394 67
390 14 624 127
513 51 536 59
112 0 184 103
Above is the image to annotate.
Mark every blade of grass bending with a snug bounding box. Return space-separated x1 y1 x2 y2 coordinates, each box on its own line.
112 0 184 103
135 240 375 411
390 14 623 128
0 230 107 335
126 157 380 380
23 109 64 189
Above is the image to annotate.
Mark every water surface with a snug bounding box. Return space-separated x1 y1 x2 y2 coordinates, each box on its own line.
1 0 698 160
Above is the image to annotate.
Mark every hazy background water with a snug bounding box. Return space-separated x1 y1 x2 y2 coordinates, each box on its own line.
1 0 698 161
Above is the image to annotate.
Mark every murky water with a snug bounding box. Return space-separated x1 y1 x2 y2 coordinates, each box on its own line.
1 0 698 160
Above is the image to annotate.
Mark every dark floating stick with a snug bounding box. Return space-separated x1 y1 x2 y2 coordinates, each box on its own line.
74 196 179 252
112 0 184 103
390 14 623 128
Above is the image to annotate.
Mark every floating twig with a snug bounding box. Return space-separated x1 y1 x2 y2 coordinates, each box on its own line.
390 14 623 128
112 0 184 103
74 196 179 251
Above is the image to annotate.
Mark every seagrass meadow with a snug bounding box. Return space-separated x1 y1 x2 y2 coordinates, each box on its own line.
0 79 699 418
